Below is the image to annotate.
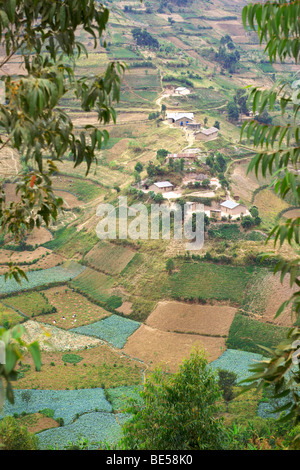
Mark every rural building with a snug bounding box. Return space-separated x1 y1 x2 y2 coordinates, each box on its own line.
166 112 194 127
148 181 174 193
174 87 190 96
220 200 247 217
194 127 219 141
167 153 198 162
186 201 204 213
209 209 222 220
186 122 201 131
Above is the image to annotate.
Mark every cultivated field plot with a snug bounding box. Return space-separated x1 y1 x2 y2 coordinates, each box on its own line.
37 412 125 450
124 68 161 90
25 227 53 246
106 385 143 413
254 188 289 229
52 176 104 202
35 286 111 329
242 271 297 326
0 302 24 327
230 160 267 204
1 182 21 203
2 389 111 425
22 320 101 352
211 349 266 381
0 246 52 266
0 262 86 296
4 291 54 318
53 190 84 209
16 413 59 435
282 208 300 220
84 242 136 275
14 344 143 390
123 324 226 372
70 315 141 349
146 301 237 337
166 261 257 305
69 267 115 304
226 313 290 356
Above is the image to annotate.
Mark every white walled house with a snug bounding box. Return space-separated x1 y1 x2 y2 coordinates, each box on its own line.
166 112 194 127
148 181 174 193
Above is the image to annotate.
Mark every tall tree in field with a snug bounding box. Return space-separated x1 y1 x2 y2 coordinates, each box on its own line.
240 0 300 438
0 0 124 407
119 349 227 450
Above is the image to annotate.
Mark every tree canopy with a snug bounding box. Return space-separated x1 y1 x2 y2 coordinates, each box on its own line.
0 0 124 406
0 1 124 257
120 349 226 450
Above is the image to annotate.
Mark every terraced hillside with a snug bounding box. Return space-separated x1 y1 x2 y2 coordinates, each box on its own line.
0 0 298 450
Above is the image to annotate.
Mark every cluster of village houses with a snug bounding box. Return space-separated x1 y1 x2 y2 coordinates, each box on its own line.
141 109 249 220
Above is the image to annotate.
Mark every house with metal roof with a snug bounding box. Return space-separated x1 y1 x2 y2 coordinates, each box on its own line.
148 181 174 193
166 112 194 127
220 200 248 217
194 126 219 141
174 87 190 95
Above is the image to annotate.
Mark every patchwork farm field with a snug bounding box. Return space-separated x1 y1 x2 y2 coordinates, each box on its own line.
4 291 55 318
253 188 290 230
0 263 86 296
146 301 237 336
0 302 24 327
70 315 141 349
226 313 291 356
52 176 105 202
123 324 226 372
34 286 111 329
69 267 119 307
165 261 259 305
84 242 136 275
242 271 297 326
14 343 143 390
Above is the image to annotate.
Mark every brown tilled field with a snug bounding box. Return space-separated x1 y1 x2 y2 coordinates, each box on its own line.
54 190 84 209
123 324 226 372
0 246 51 264
247 272 297 327
146 301 236 336
282 209 300 220
26 227 53 245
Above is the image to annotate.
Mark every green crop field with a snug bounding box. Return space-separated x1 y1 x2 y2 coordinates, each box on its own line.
53 177 105 202
44 227 99 259
69 267 120 309
226 313 290 356
4 291 55 318
0 303 25 327
165 261 259 304
84 242 136 275
107 46 141 59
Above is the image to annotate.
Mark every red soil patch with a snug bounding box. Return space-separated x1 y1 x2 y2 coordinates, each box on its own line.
282 209 300 220
123 324 226 372
0 246 50 264
26 227 53 245
54 190 84 209
115 301 133 316
146 301 236 336
17 413 59 434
